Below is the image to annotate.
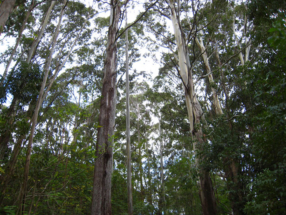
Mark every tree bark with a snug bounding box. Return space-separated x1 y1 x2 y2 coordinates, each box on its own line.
91 1 120 215
27 0 56 63
159 119 166 215
125 9 133 215
137 104 144 201
195 36 223 115
168 1 217 214
0 0 16 34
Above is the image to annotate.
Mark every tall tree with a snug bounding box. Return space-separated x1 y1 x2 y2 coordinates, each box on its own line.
167 0 217 214
91 1 120 214
125 7 133 215
18 1 68 214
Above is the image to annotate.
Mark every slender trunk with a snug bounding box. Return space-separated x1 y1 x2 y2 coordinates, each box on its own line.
18 2 66 214
0 0 16 34
159 119 165 215
224 159 245 215
232 12 250 66
195 36 223 115
137 105 144 201
125 10 133 215
139 143 144 200
27 182 36 215
168 1 217 214
135 100 144 200
42 23 85 100
91 1 120 214
146 142 152 205
27 1 56 63
232 15 245 66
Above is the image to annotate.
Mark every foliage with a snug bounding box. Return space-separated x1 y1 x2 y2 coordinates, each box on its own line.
0 61 41 104
0 0 285 214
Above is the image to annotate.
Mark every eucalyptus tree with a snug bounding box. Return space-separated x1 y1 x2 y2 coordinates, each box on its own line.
114 78 162 214
18 2 94 212
91 0 160 213
151 68 205 214
191 2 247 214
91 1 121 214
143 0 219 213
0 1 95 213
190 2 257 214
0 0 49 161
143 0 261 214
0 24 105 212
125 8 133 215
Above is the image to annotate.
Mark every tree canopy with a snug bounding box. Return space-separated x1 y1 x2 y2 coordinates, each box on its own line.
0 0 285 214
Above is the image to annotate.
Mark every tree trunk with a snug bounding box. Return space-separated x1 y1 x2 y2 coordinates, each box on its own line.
125 10 133 215
27 0 56 63
137 104 144 201
0 0 16 34
159 119 166 215
168 1 217 214
91 1 120 215
195 36 223 115
18 2 66 214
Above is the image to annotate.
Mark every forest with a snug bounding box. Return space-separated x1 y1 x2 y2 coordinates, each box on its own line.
0 0 285 214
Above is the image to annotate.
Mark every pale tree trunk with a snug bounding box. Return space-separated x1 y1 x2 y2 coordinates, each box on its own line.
17 2 66 214
91 1 120 214
168 1 217 214
195 36 223 115
125 10 133 215
232 12 250 66
159 119 166 215
27 0 56 63
0 0 16 34
136 102 144 201
146 141 152 205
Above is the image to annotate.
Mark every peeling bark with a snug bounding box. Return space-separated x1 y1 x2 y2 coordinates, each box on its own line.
168 1 217 214
91 1 120 215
